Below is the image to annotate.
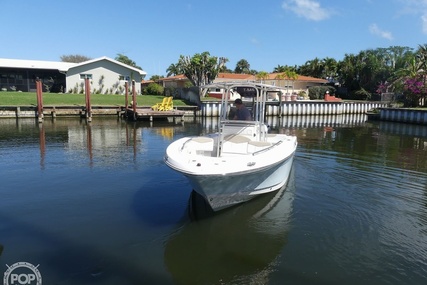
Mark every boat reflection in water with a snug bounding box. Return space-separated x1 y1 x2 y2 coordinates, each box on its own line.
164 168 296 285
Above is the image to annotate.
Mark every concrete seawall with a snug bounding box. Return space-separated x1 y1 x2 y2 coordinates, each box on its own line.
3 102 426 126
199 101 387 117
380 108 427 124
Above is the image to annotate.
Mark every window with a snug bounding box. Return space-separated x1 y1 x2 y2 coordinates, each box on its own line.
119 75 130 81
80 74 92 79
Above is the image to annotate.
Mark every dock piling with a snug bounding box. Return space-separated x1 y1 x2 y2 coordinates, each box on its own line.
132 80 137 121
84 76 92 122
36 78 44 123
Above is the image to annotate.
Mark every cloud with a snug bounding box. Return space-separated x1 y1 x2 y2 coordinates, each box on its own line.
422 14 427 33
250 37 260 45
369 23 394 40
282 0 331 21
398 0 427 34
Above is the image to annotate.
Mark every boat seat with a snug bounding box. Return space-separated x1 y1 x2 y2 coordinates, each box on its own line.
223 134 251 143
192 136 214 144
247 140 271 153
222 135 250 154
182 137 214 156
248 141 271 147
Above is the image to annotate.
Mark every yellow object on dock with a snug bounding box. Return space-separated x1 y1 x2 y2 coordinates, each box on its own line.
152 97 173 111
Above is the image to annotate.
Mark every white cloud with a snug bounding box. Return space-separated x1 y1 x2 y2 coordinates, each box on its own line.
398 0 427 34
369 24 394 40
282 0 331 21
422 14 427 34
250 37 260 45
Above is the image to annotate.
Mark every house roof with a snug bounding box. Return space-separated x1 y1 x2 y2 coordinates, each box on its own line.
268 72 328 83
0 56 147 78
159 72 327 83
216 73 254 80
68 56 147 77
141 79 155 85
160 74 187 81
0 58 77 72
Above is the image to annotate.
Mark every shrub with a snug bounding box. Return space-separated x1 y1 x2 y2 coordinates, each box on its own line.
144 83 164 95
308 86 335 100
353 88 371 100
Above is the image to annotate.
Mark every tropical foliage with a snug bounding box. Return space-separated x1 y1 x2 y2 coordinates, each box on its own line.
168 52 228 86
166 43 427 106
115 53 143 70
295 45 427 106
60 54 92 63
234 59 251 74
142 82 164 95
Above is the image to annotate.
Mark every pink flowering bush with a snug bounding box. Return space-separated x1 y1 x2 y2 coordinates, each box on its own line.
404 78 424 94
403 77 426 106
376 81 389 94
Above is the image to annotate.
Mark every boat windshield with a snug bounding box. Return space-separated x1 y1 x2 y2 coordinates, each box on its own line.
200 81 283 124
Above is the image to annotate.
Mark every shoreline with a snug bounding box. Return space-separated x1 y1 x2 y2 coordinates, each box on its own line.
1 102 426 125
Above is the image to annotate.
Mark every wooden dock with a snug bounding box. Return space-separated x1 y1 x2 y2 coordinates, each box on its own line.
124 107 186 122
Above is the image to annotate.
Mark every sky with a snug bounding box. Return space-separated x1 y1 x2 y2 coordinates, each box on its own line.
1 0 427 78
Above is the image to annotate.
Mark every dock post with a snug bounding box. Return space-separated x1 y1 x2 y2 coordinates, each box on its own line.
132 80 137 121
124 81 129 118
36 78 44 123
84 76 92 122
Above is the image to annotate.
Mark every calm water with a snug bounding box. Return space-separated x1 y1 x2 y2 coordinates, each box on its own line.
0 116 426 285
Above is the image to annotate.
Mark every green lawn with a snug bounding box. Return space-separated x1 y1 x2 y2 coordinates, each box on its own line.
0 92 190 107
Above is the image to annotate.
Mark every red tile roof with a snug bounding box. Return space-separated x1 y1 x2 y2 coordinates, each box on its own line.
156 72 327 83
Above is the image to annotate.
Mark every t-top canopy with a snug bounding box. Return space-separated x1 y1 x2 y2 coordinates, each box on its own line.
200 81 284 98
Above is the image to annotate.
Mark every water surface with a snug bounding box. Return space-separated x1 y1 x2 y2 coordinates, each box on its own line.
0 116 426 285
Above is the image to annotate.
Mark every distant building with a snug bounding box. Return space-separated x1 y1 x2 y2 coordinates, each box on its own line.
157 72 328 100
0 57 146 94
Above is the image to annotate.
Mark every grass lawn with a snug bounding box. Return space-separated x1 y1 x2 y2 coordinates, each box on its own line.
0 92 190 107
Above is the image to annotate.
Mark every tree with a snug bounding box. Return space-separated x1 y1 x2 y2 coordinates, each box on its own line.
255 71 269 82
115 53 142 70
166 63 181 77
275 69 298 94
149 75 164 82
175 52 228 86
273 64 297 73
390 45 427 106
298 57 323 78
285 70 298 94
60 54 91 63
235 59 250 74
321 57 338 81
143 82 164 95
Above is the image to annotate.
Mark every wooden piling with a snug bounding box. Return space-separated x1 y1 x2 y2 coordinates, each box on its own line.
125 81 129 110
132 80 137 121
36 78 44 123
84 77 92 122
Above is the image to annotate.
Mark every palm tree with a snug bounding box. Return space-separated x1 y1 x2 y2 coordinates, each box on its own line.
321 57 338 81
274 73 286 89
273 65 297 73
415 44 427 84
235 59 251 74
299 57 323 78
255 71 269 83
284 70 298 94
175 52 228 86
166 63 181 77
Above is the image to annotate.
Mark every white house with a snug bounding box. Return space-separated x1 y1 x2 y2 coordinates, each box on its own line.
0 56 147 94
66 57 146 94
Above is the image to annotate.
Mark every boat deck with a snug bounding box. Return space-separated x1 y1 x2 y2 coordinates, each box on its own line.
124 107 186 121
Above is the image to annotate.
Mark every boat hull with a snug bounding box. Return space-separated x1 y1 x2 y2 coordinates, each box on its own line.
164 80 299 211
180 153 295 211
